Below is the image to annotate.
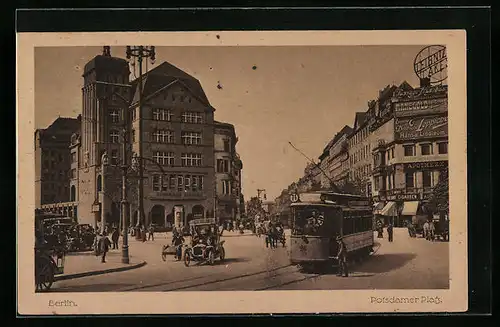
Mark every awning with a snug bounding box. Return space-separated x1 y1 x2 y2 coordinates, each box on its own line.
401 201 419 216
380 201 397 216
373 202 385 214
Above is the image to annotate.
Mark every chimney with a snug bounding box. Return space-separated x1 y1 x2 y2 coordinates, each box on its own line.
420 77 431 88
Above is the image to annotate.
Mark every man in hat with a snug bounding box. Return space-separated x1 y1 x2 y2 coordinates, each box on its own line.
334 235 349 277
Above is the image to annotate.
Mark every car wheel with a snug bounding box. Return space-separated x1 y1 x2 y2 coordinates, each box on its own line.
208 250 215 265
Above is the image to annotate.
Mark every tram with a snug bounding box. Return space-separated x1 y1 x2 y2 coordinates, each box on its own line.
289 191 374 269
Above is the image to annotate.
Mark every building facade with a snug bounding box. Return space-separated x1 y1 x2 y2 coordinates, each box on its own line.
35 116 81 207
128 61 217 229
214 121 243 224
371 81 448 226
37 48 243 231
327 125 353 188
347 111 373 196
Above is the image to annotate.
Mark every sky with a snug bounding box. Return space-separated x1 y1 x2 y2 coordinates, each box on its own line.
35 45 426 201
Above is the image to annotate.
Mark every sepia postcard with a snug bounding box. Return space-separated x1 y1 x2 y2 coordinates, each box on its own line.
17 30 467 315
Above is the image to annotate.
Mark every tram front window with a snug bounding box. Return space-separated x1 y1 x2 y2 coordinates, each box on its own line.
292 207 326 236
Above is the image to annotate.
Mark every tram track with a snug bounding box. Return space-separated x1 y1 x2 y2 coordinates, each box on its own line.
121 263 294 292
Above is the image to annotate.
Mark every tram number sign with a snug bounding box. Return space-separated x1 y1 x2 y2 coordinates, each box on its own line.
290 193 299 203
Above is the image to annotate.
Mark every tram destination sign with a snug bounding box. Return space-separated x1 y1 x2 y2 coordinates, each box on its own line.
413 45 448 84
394 115 448 141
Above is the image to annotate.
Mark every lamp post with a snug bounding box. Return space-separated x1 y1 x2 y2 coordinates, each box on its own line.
126 46 156 234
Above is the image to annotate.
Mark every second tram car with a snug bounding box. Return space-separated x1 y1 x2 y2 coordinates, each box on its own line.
289 191 374 268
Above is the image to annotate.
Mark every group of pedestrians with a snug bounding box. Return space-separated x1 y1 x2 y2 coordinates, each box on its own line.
375 220 394 242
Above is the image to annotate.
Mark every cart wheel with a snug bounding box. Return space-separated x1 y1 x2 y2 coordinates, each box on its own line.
35 256 54 292
184 252 191 267
208 250 215 265
219 247 225 261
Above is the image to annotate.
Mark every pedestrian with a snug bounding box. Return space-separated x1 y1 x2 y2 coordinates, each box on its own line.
429 220 436 242
141 225 147 242
98 233 111 263
148 224 155 241
423 220 430 240
335 235 348 277
376 220 383 238
111 227 119 249
387 223 394 242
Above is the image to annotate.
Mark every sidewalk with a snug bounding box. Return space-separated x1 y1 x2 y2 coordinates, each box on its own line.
55 250 146 281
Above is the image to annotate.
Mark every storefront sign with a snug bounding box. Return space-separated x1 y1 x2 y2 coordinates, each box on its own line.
413 45 448 84
403 160 448 171
395 115 448 140
387 194 419 201
394 98 447 117
393 84 447 100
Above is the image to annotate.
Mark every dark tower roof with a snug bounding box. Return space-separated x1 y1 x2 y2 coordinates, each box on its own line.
83 55 130 77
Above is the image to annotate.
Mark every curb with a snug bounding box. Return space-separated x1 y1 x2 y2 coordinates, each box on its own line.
54 261 147 281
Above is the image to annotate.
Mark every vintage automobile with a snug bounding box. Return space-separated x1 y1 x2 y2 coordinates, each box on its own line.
184 218 226 266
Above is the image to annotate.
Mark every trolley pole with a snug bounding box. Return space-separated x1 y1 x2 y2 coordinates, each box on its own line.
120 125 130 264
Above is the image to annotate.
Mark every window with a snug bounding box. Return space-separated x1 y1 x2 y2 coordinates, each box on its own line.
110 130 120 144
71 169 76 179
152 175 161 192
152 108 173 121
132 108 137 121
181 153 202 167
222 180 231 195
153 130 174 143
153 151 174 165
223 139 230 152
423 171 432 188
192 176 198 192
374 177 380 191
110 109 120 123
71 153 76 163
169 175 176 189
177 175 183 192
438 142 448 154
181 131 202 145
217 159 229 173
420 143 433 156
405 172 415 188
111 150 119 165
404 144 415 156
181 112 203 124
184 175 191 192
199 176 204 190
391 147 394 159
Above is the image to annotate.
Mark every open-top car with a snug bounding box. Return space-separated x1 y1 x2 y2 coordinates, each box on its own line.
184 218 225 266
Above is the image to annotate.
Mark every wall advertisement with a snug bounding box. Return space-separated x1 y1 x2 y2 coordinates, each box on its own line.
394 114 448 141
394 97 448 117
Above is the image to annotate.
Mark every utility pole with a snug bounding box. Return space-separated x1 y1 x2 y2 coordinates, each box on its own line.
126 46 155 236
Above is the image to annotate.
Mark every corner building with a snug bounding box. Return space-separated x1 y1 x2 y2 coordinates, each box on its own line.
371 82 448 226
129 61 216 228
72 50 218 229
214 121 243 225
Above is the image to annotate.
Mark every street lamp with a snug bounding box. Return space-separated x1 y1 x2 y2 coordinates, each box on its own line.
126 46 156 232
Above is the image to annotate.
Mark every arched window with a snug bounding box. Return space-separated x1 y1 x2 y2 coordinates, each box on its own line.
97 175 102 192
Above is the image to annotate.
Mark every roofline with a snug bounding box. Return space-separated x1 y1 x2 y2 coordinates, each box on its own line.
129 78 211 109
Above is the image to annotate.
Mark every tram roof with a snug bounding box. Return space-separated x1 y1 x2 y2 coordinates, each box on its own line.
290 191 371 207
